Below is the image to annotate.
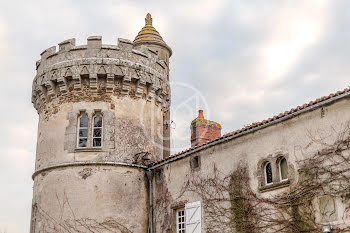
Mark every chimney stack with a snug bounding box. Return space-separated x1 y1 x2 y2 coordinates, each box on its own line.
190 110 222 147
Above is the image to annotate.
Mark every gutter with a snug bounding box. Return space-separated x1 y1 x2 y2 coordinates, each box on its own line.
146 170 154 233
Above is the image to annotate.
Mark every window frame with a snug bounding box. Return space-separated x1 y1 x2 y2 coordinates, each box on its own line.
92 112 103 148
264 162 273 185
279 157 288 182
77 113 89 148
176 208 186 233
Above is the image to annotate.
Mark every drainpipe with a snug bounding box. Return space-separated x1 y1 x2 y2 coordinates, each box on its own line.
146 169 154 233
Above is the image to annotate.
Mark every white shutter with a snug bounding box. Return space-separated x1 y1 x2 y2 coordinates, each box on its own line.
185 201 201 233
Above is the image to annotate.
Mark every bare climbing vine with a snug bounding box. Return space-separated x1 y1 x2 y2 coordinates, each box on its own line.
32 191 132 233
181 122 350 233
154 170 173 233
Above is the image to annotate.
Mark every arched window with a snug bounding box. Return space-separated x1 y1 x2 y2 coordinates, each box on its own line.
77 113 88 148
279 158 288 181
92 113 103 147
265 162 273 185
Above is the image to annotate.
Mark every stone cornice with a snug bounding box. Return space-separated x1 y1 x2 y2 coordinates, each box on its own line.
32 161 148 180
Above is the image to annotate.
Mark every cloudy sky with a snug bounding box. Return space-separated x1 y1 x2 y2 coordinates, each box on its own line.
0 0 349 232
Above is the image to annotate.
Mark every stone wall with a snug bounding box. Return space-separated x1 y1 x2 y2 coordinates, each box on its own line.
152 97 350 232
32 165 149 232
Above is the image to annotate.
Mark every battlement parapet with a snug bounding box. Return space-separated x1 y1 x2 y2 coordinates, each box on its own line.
37 36 167 74
32 36 171 118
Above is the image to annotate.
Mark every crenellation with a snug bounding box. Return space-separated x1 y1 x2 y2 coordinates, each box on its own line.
37 37 167 74
87 36 102 49
32 37 170 117
117 38 133 51
70 45 87 51
58 38 76 51
101 44 120 50
40 46 56 58
132 49 148 58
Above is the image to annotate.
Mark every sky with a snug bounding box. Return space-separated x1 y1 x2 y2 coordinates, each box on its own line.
0 0 349 232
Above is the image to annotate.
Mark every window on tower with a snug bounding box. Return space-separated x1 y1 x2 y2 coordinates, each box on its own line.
77 113 89 148
92 113 103 147
76 111 104 149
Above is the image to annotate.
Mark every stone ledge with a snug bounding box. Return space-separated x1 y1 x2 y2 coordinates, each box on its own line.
32 161 148 180
259 180 290 193
75 147 103 152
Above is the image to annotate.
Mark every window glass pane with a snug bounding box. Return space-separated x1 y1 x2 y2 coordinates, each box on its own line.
78 138 87 147
280 158 288 180
93 128 102 137
265 163 273 184
177 209 186 233
94 115 102 127
79 129 88 137
93 138 101 147
79 115 88 127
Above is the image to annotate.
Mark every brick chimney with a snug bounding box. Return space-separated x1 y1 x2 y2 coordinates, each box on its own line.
190 110 222 147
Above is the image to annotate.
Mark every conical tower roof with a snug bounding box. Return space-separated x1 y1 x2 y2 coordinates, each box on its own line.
134 13 172 56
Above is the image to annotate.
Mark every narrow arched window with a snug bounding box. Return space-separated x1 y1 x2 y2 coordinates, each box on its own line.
279 158 288 181
77 113 88 148
265 162 273 185
92 113 103 147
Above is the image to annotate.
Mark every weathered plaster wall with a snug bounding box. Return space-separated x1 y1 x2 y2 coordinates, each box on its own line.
153 98 350 232
35 98 163 170
32 166 148 232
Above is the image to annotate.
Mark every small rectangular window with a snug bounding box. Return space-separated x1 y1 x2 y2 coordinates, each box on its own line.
193 156 199 168
191 156 200 170
92 113 103 147
77 113 88 148
176 209 186 233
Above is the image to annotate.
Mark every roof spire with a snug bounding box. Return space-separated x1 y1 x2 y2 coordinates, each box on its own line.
134 13 172 56
145 13 152 26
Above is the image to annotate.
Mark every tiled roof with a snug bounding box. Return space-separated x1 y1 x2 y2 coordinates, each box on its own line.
151 87 350 168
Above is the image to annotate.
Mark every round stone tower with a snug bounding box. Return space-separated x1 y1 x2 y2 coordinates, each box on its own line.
30 14 171 232
134 13 172 157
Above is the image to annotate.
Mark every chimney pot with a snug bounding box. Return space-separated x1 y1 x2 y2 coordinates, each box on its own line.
198 110 204 119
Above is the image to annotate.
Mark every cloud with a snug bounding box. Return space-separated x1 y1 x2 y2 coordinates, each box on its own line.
1 0 350 232
260 1 329 81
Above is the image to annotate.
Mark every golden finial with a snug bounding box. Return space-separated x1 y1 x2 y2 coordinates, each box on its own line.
145 13 152 26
